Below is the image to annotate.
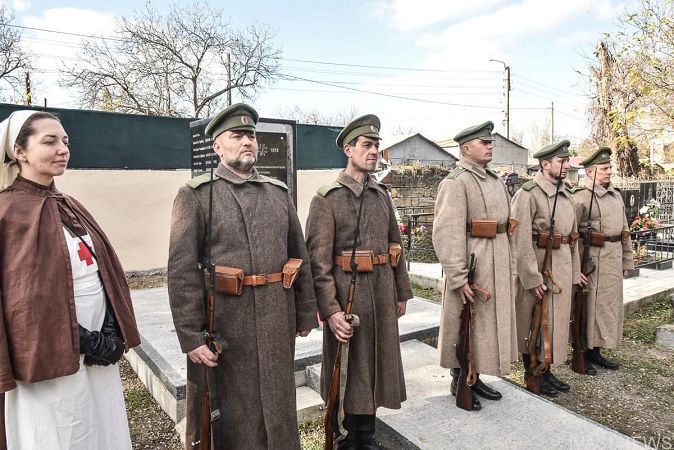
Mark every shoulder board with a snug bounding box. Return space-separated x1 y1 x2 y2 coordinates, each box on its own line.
373 179 389 191
186 173 214 189
446 167 466 180
614 186 621 192
570 186 586 194
258 175 289 191
485 168 499 178
521 180 537 191
317 181 342 197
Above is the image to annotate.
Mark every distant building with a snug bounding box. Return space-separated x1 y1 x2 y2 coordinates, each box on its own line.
382 133 457 166
436 132 529 173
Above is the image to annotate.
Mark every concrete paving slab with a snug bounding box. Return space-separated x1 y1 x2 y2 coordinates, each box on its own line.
374 341 646 450
656 324 674 349
128 288 440 425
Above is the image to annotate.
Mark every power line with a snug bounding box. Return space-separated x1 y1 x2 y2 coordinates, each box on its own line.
283 57 501 74
7 24 126 42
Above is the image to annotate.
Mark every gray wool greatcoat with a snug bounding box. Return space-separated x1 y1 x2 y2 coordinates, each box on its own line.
511 171 580 364
573 178 634 349
432 158 518 375
305 171 413 415
168 164 318 450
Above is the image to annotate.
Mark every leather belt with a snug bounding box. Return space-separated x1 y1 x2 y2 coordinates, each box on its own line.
242 272 283 287
532 233 577 244
603 234 624 242
466 222 508 234
334 253 389 267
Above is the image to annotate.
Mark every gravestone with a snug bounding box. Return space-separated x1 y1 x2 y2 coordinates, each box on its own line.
190 117 298 203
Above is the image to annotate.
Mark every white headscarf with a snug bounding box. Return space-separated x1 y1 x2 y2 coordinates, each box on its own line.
0 110 39 190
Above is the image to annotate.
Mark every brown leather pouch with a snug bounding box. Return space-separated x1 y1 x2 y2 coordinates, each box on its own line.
569 232 580 245
207 266 244 296
507 218 520 236
622 230 630 245
470 219 498 238
388 243 402 268
282 258 303 289
536 231 561 249
589 231 606 247
340 250 374 272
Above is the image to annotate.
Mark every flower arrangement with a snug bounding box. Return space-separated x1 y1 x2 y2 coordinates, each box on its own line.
630 200 661 233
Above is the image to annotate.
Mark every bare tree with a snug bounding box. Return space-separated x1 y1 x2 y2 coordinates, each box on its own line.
60 1 281 117
275 105 360 127
0 7 31 100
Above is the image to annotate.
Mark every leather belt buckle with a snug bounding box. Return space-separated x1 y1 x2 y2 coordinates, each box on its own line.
251 274 266 286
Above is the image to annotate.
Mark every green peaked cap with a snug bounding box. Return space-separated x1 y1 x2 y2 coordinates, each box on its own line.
533 139 571 160
453 121 494 146
336 114 381 148
205 103 259 139
580 146 612 167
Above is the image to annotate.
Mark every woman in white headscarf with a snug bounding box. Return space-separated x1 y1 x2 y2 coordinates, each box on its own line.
0 110 140 450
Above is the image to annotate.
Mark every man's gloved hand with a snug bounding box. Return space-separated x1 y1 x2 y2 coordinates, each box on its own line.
78 305 125 366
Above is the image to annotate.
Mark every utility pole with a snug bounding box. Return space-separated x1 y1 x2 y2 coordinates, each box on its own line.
550 101 554 143
490 59 510 139
226 53 232 107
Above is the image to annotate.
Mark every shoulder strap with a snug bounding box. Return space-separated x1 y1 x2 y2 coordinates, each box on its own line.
521 180 538 191
317 181 343 197
186 173 213 189
258 175 289 191
446 167 467 180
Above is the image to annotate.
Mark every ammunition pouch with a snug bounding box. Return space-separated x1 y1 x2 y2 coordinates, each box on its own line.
585 231 606 247
467 219 511 238
335 244 401 272
507 218 520 236
206 258 301 295
535 231 578 249
536 231 562 249
282 258 303 289
205 266 244 296
622 230 630 245
388 243 402 268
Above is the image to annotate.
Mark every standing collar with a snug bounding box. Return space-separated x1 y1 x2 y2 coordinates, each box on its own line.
533 171 568 198
215 163 261 185
337 171 385 197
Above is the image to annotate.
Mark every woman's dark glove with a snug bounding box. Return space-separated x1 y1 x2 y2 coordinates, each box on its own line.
78 305 125 366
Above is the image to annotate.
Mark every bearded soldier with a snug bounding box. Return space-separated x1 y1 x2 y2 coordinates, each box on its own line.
573 147 634 373
511 141 584 397
433 121 518 411
305 114 413 448
168 103 317 449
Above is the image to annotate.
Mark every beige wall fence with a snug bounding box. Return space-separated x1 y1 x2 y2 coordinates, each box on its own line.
59 169 341 271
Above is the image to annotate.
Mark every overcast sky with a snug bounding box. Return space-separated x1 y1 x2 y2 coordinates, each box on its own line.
3 0 636 150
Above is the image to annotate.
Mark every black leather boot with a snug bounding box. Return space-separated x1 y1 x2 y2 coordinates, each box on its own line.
450 368 482 410
336 413 358 450
589 347 619 370
584 353 597 376
472 375 502 400
523 354 559 397
355 414 377 450
543 370 570 392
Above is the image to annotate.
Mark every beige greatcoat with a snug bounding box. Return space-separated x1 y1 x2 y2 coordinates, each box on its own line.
305 171 413 415
573 178 634 349
432 158 518 375
511 171 580 365
168 164 318 450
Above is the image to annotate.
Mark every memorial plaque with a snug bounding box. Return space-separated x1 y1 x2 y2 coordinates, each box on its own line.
190 117 297 204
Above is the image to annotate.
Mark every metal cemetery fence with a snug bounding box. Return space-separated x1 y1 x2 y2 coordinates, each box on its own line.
631 224 674 269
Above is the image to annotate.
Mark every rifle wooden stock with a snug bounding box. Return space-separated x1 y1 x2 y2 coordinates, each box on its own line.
455 302 474 411
571 237 593 374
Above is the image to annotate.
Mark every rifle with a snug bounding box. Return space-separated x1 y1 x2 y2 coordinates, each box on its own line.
192 161 228 449
456 254 476 410
571 169 598 374
324 176 368 450
525 166 563 394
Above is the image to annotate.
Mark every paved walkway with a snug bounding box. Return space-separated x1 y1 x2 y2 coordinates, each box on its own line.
408 262 674 314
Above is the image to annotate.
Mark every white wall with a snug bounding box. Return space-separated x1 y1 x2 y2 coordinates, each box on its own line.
57 169 342 271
